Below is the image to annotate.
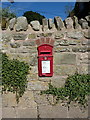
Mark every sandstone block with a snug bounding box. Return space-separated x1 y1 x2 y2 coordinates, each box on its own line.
64 17 74 29
68 104 88 118
55 65 76 76
33 91 50 105
30 20 40 31
10 42 20 48
59 39 69 46
1 17 7 30
16 108 37 118
54 16 64 30
73 16 81 29
69 40 77 45
23 40 35 46
39 104 67 118
2 33 12 42
13 33 27 40
2 92 17 107
54 53 76 65
17 91 37 109
72 47 87 52
54 32 64 39
15 16 28 31
42 18 48 31
27 81 49 91
9 18 16 30
54 46 71 52
79 18 88 29
2 108 16 118
77 64 89 74
84 30 90 39
85 15 90 22
67 31 83 39
48 18 53 29
30 55 37 66
28 33 36 39
51 76 67 88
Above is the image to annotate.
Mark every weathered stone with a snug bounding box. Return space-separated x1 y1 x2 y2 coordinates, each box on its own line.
68 104 88 118
2 108 16 118
54 46 71 52
55 53 76 65
79 18 88 29
2 33 12 42
1 17 8 30
13 47 32 53
10 42 20 48
82 39 88 45
67 31 83 39
78 64 89 74
51 76 67 88
59 39 69 46
9 18 16 30
23 40 35 46
30 20 40 31
27 81 49 91
73 16 81 29
69 40 77 45
16 108 37 118
42 18 49 31
15 16 28 31
40 33 52 37
0 108 2 120
85 15 90 22
28 33 36 39
64 17 74 29
30 54 37 66
39 104 67 118
17 91 37 109
48 18 53 29
2 92 17 107
78 53 88 64
72 47 87 52
38 77 51 82
84 30 90 39
54 16 64 30
55 65 76 75
13 33 27 40
54 32 64 39
33 91 50 105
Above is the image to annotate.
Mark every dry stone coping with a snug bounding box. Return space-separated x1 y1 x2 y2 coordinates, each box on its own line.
30 20 40 31
9 18 16 30
15 16 28 32
64 17 74 29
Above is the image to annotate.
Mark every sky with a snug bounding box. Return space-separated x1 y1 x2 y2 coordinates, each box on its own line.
2 2 76 20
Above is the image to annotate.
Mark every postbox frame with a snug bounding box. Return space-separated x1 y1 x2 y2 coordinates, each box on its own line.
37 44 53 77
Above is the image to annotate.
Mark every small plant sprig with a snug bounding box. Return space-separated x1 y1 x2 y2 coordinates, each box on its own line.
41 74 90 107
1 53 29 103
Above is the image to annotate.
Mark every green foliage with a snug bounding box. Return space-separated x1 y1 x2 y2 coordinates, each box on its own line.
41 74 90 107
23 11 45 24
2 53 29 103
1 8 16 20
65 5 74 17
0 6 16 23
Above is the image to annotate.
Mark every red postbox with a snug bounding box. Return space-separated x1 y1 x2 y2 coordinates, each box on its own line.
37 44 53 77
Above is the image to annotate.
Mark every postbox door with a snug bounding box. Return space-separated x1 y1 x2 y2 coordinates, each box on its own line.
38 56 53 77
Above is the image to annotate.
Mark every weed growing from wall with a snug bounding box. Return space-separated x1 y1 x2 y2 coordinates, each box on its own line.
2 53 29 103
41 74 90 107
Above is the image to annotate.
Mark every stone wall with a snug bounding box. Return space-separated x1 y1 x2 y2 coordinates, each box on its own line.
1 15 90 118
